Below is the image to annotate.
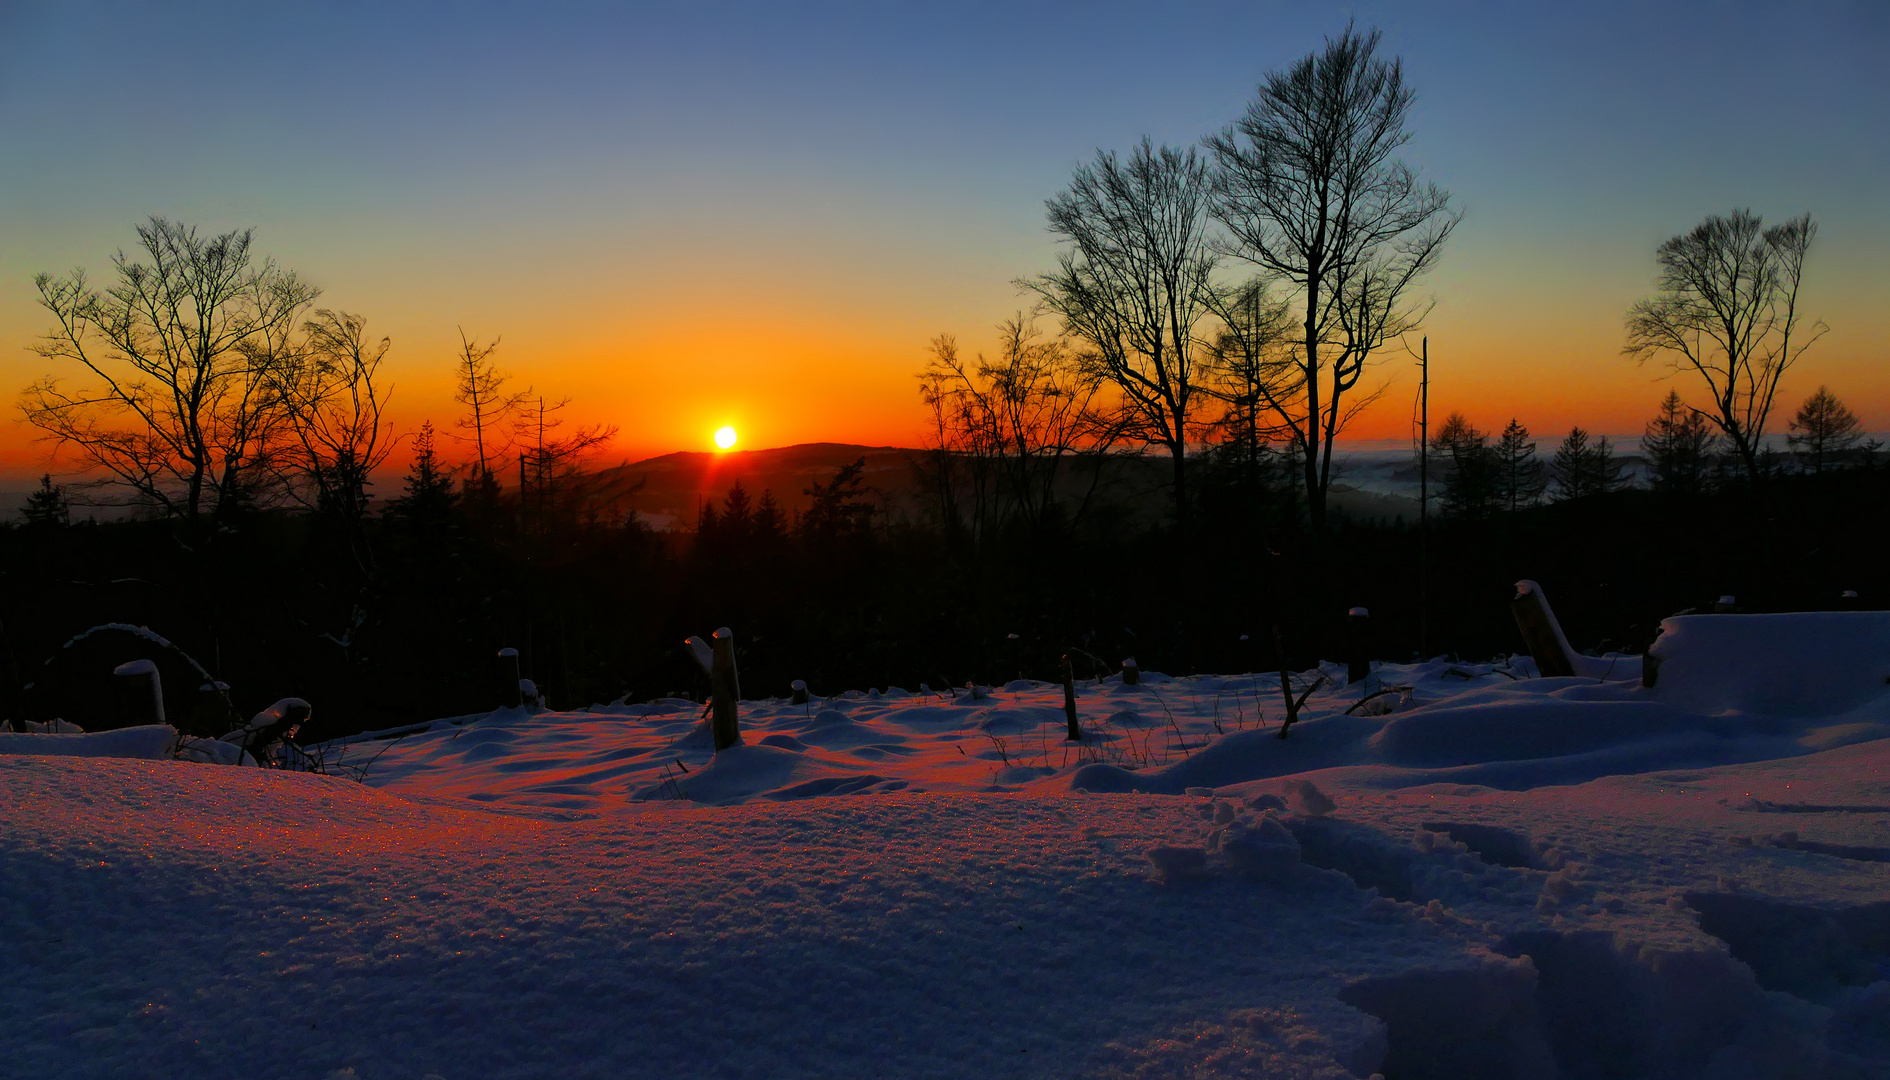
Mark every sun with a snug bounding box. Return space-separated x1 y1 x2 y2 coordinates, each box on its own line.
713 426 738 450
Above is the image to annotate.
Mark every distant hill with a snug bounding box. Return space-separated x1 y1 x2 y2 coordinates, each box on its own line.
595 443 922 531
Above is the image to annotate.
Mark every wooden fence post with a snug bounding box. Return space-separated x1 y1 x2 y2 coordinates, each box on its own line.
1510 581 1575 678
1345 607 1371 685
497 648 522 709
1120 658 1139 686
709 627 742 752
113 659 165 727
1060 654 1081 741
790 679 809 705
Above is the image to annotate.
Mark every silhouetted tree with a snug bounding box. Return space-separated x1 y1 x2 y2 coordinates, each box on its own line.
1203 277 1295 486
274 308 396 575
1494 419 1545 511
1640 390 1718 495
1431 413 1499 518
752 490 788 555
1624 209 1823 485
802 457 875 541
1207 21 1458 532
390 421 458 527
1787 386 1864 475
919 312 1107 540
1551 427 1623 501
452 330 528 494
20 474 70 528
22 217 318 534
1025 137 1217 534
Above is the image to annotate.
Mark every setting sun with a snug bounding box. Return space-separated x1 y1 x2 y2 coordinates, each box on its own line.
713 426 738 450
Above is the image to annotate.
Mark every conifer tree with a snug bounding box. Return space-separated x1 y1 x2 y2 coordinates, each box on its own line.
20 474 69 527
1640 391 1717 494
1431 413 1499 518
390 422 458 525
1787 386 1863 474
1551 427 1624 501
1495 419 1545 511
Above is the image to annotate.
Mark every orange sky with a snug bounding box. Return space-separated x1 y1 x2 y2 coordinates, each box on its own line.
2 3 1884 482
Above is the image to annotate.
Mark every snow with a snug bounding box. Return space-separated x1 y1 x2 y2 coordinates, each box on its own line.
0 723 176 760
4 614 1889 1077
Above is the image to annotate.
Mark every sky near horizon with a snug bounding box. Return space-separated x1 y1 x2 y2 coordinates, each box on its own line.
1 0 1885 477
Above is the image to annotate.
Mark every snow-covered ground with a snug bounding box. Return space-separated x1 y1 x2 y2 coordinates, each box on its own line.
5 614 1890 1078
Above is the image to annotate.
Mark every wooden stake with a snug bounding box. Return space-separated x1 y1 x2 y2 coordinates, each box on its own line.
112 659 165 727
1060 654 1081 741
1510 581 1575 678
1121 658 1139 686
1345 607 1371 685
709 627 742 752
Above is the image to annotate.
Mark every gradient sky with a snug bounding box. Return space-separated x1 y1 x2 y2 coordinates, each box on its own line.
2 0 1885 477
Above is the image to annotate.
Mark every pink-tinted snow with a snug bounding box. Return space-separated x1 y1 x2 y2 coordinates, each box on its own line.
4 614 1890 1078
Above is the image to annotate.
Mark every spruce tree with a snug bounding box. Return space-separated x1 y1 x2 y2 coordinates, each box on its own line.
390 421 458 526
1641 391 1717 494
20 474 69 527
1431 413 1499 518
1495 419 1545 511
1787 386 1863 474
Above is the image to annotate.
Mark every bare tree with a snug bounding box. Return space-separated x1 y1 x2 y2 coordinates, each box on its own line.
919 312 1108 540
515 396 616 532
21 217 318 534
452 330 529 491
274 310 396 547
1207 22 1458 532
1624 209 1823 484
1024 137 1218 533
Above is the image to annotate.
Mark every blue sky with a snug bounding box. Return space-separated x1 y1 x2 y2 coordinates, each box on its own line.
2 0 1884 466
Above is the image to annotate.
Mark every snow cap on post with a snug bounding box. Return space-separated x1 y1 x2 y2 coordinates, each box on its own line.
1715 595 1737 613
1120 658 1139 686
684 636 714 675
790 678 809 705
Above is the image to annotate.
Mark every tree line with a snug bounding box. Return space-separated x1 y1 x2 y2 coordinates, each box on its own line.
4 22 1875 741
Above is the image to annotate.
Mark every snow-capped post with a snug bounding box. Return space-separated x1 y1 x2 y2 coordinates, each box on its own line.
1345 607 1371 684
1510 580 1575 678
708 628 741 751
1714 595 1737 614
1841 590 1860 609
1060 654 1081 741
1120 658 1139 686
790 679 809 705
498 648 522 709
112 659 164 727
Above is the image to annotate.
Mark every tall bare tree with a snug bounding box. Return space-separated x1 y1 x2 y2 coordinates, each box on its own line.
1024 137 1218 533
1207 22 1458 532
21 217 318 534
1624 209 1822 485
